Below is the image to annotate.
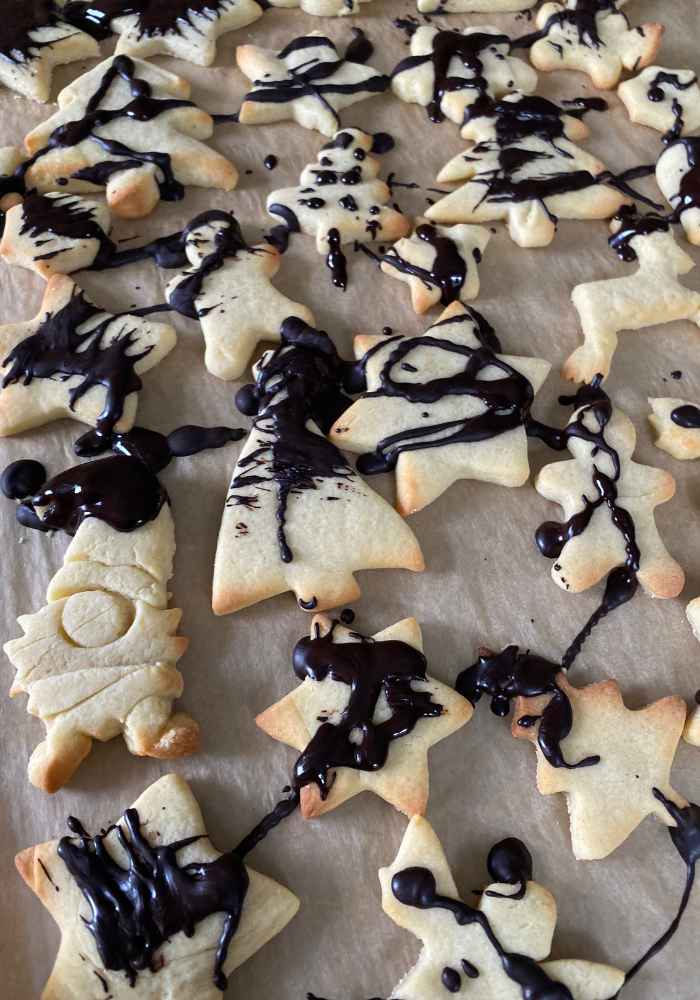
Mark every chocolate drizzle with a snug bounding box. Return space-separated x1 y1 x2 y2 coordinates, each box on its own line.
61 0 236 43
513 0 624 53
456 646 600 771
325 228 347 290
0 0 70 65
379 223 468 305
18 192 116 267
646 71 698 145
666 137 700 225
608 206 670 262
671 404 700 429
292 619 442 798
228 318 352 563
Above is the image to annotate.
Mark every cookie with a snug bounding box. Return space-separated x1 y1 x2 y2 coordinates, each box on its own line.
212 318 424 615
418 0 536 11
330 301 551 516
0 191 114 278
267 128 409 288
563 209 700 383
165 210 314 381
656 137 700 245
378 814 625 997
0 147 25 211
618 67 700 143
518 1 663 90
391 25 537 127
0 274 176 439
379 220 491 312
684 599 700 745
271 0 373 14
16 773 299 996
237 33 388 136
535 381 684 600
23 55 237 219
256 613 472 818
0 3 99 103
428 93 627 247
648 397 700 461
512 668 688 859
4 450 200 792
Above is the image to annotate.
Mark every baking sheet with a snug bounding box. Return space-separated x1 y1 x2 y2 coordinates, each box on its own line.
1 1 700 996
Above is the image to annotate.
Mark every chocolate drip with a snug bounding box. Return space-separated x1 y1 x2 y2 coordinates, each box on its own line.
1 459 46 500
233 789 300 859
671 404 700 429
18 192 116 268
608 206 670 262
292 620 442 798
667 137 700 223
62 0 235 42
344 27 373 65
646 71 697 145
391 29 510 125
244 35 388 132
325 228 347 290
0 0 70 65
264 154 278 171
380 223 467 306
57 809 248 991
513 0 623 53
456 646 600 770
485 838 532 901
228 318 352 563
2 286 153 441
265 203 300 253
391 854 575 1000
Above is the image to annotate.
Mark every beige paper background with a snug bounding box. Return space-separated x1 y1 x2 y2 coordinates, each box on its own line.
1 1 699 997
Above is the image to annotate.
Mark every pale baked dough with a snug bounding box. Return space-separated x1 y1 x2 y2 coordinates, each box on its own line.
618 66 700 137
648 397 700 461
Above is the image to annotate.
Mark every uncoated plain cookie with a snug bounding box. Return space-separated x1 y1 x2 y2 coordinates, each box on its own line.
256 613 472 818
656 136 700 245
648 397 700 461
23 55 237 218
618 66 700 141
212 318 424 614
378 815 625 997
15 773 299 997
683 598 700 746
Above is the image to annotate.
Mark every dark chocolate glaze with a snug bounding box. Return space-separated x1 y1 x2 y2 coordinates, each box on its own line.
0 0 70 65
243 35 388 132
513 0 624 53
233 788 300 859
671 404 700 429
1 459 46 500
228 317 352 563
265 203 300 253
264 154 278 171
666 137 700 224
608 206 670 262
18 192 116 268
57 808 248 991
486 837 532 901
325 228 347 291
292 618 442 798
62 0 239 42
344 27 373 65
456 646 600 770
380 223 468 306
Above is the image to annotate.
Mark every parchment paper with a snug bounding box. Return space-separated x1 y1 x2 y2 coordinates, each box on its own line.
1 2 699 997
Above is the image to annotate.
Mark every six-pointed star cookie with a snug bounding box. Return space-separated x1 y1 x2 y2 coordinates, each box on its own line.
165 210 314 380
237 32 388 136
522 0 663 90
535 391 684 598
512 673 688 859
657 137 700 245
23 55 237 219
330 301 551 516
0 274 176 438
391 25 537 127
618 66 700 141
379 815 625 998
648 397 700 461
0 2 99 103
256 614 473 818
380 219 491 313
16 774 300 999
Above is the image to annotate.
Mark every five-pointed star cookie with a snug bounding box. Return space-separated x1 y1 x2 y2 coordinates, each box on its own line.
5 494 199 792
684 598 700 746
16 774 300 998
330 301 551 517
0 2 99 103
563 211 700 383
428 93 627 247
256 614 473 819
165 210 314 380
23 55 237 219
657 137 700 245
379 219 491 313
618 66 700 141
0 191 114 278
213 318 424 614
648 397 700 461
522 0 663 90
535 389 684 599
379 815 626 997
0 274 176 438
237 32 389 136
512 672 688 859
391 25 537 127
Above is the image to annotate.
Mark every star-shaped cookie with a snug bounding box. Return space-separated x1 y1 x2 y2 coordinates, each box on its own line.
379 815 625 997
23 55 237 219
535 390 684 599
563 212 700 382
0 274 176 438
165 210 314 380
684 598 700 746
648 397 700 461
391 25 537 126
16 774 299 998
512 672 688 859
522 0 663 90
618 66 700 141
380 219 491 312
656 137 700 245
428 93 627 247
237 32 388 136
0 2 99 102
330 301 551 516
256 614 473 818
